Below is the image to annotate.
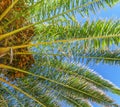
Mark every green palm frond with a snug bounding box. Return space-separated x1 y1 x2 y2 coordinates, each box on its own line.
72 48 120 65
1 85 24 106
1 0 120 41
27 0 120 21
47 43 120 65
2 19 119 53
1 0 120 107
0 95 8 107
12 45 120 65
32 52 120 95
20 76 92 107
0 77 60 107
34 20 120 49
4 0 120 25
17 78 60 107
0 64 118 106
0 78 47 107
60 94 91 107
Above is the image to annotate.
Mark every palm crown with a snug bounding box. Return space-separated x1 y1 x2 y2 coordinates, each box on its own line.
0 0 120 107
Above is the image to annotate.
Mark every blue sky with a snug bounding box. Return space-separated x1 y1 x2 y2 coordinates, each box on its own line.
91 64 120 107
77 2 120 21
90 3 120 20
83 3 120 107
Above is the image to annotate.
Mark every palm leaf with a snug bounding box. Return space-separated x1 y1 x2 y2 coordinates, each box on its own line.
0 64 119 106
1 0 120 41
1 0 120 106
33 20 120 49
0 78 46 107
32 52 120 96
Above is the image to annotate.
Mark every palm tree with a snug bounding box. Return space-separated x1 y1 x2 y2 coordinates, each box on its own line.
0 0 120 106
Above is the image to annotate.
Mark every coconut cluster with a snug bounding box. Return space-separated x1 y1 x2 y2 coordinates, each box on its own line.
0 0 34 80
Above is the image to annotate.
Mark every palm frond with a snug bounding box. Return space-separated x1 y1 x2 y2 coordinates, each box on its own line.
60 94 91 107
1 0 120 41
72 48 120 65
33 20 120 49
0 64 117 106
16 78 60 107
32 52 120 96
28 0 120 21
1 85 24 106
0 95 8 107
1 0 120 107
0 78 46 107
4 0 120 25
